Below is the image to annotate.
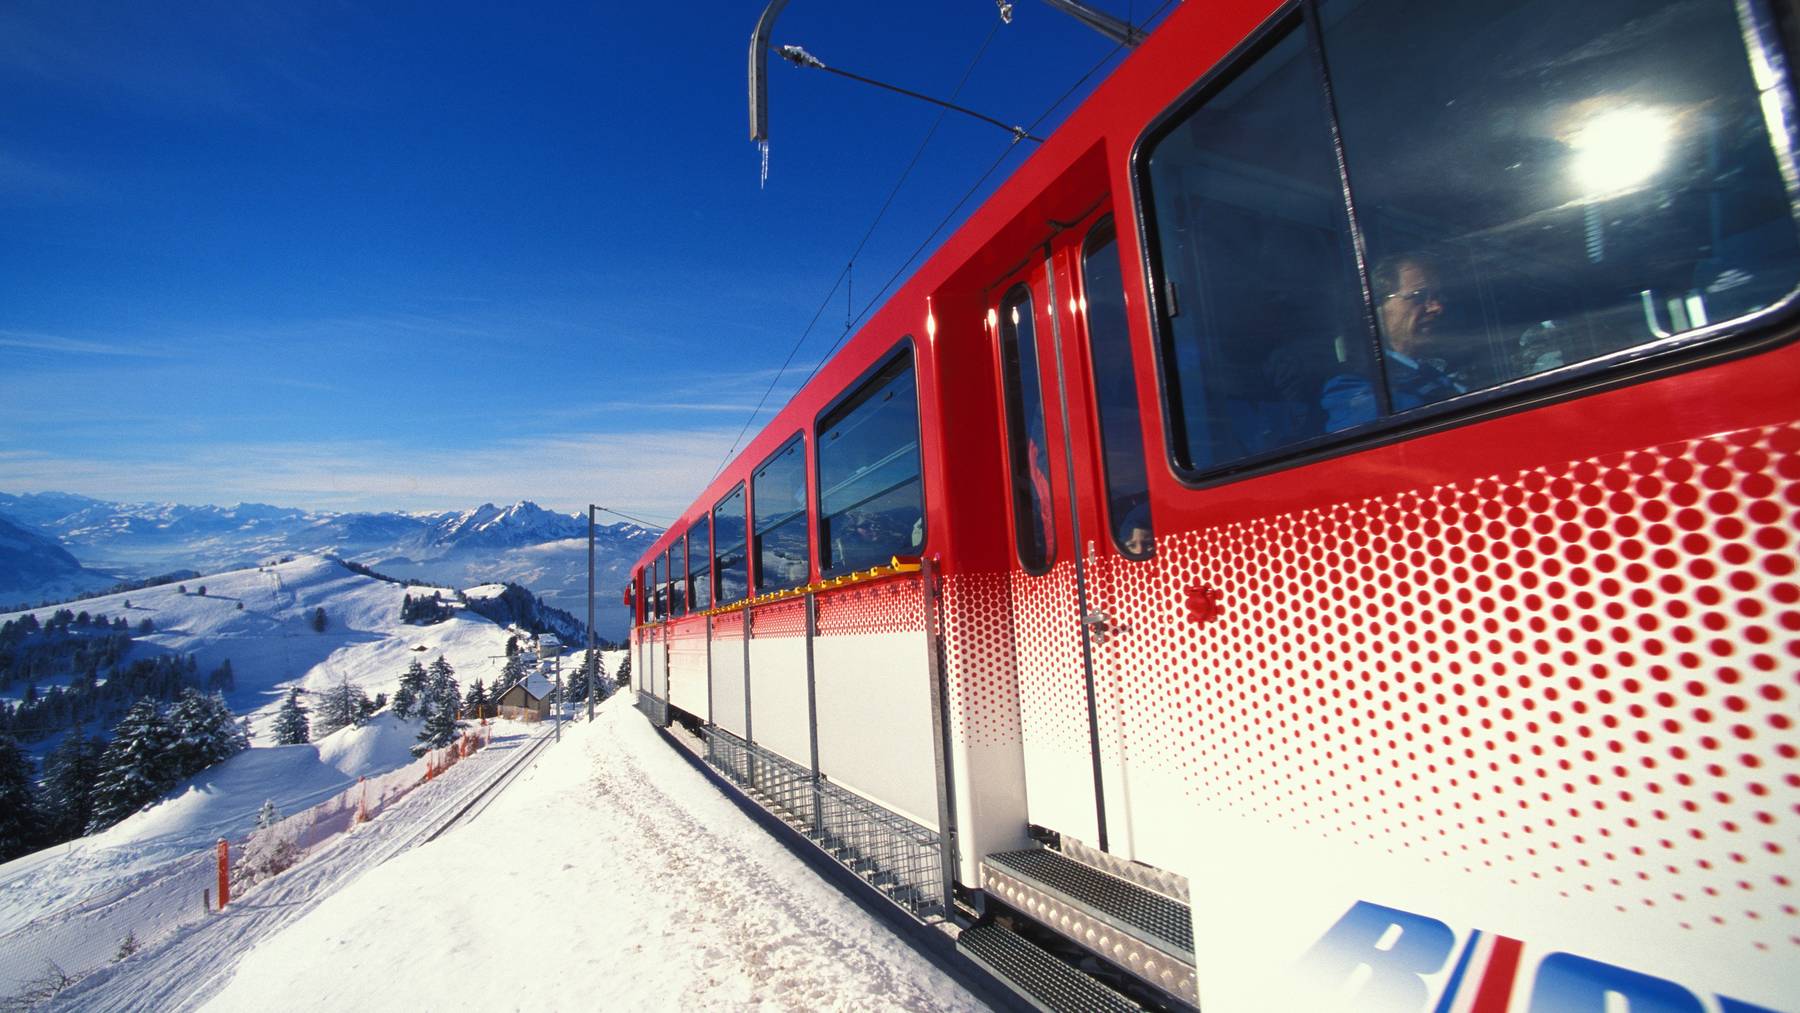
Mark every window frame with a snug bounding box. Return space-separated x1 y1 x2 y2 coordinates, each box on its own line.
812 338 929 579
686 516 712 611
712 481 750 606
1078 214 1156 561
666 547 683 618
753 431 812 593
1128 0 1800 491
996 281 1058 575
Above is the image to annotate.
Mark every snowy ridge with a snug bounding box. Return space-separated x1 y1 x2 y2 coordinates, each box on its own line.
0 491 657 635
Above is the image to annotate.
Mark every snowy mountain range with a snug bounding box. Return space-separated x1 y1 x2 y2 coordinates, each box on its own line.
0 493 659 636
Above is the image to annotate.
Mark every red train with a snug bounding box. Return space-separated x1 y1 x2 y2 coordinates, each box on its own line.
630 0 1800 1008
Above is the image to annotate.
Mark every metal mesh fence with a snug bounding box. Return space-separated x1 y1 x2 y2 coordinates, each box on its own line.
635 692 668 727
699 726 943 921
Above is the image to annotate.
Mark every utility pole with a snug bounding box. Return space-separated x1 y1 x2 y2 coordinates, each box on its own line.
587 504 597 722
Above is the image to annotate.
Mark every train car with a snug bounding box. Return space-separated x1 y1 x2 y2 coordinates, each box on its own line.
629 0 1800 1008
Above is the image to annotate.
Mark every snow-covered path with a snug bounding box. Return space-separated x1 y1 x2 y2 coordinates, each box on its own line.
45 725 554 1012
199 692 988 1011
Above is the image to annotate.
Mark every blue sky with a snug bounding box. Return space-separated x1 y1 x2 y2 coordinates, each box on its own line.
0 0 1153 522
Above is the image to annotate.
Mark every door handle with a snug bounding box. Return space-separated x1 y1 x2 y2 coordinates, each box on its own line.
1081 611 1111 634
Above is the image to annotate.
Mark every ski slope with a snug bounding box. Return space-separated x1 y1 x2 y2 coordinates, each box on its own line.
201 691 986 1012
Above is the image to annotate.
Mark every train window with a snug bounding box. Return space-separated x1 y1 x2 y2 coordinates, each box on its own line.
997 285 1057 572
754 435 810 592
666 548 684 617
1081 218 1154 558
1141 1 1800 479
1141 22 1373 475
817 349 925 577
686 518 712 611
655 554 669 618
713 484 749 605
1319 0 1800 418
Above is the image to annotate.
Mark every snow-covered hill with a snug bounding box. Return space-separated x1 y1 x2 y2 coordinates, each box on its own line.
0 514 117 606
0 554 519 937
0 492 658 636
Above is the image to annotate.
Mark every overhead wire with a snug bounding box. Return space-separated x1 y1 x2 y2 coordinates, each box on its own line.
708 18 1004 480
790 0 1177 392
711 0 1177 477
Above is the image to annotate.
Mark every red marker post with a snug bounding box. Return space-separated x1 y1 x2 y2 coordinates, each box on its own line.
216 838 230 909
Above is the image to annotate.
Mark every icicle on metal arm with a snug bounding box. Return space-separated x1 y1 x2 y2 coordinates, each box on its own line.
775 44 1043 144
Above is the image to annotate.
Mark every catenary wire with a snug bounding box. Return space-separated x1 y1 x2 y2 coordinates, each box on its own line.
708 19 1004 480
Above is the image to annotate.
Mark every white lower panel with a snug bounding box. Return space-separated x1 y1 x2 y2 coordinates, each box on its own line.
649 632 666 700
668 638 708 720
747 635 809 768
812 630 937 831
709 636 746 738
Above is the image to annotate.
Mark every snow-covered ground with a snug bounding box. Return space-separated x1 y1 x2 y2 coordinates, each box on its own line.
202 691 986 1012
0 555 516 940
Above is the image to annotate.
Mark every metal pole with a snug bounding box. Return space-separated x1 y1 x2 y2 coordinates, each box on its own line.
588 504 597 721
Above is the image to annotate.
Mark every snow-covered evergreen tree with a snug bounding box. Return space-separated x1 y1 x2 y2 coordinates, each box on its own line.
392 659 428 719
42 729 104 842
165 689 249 780
426 655 458 705
412 697 459 757
311 677 371 738
497 654 528 694
463 679 488 718
0 735 45 862
273 688 310 744
615 649 631 687
255 798 280 830
88 700 178 833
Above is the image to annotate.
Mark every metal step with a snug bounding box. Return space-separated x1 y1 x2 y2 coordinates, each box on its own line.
958 923 1140 1013
982 848 1198 1006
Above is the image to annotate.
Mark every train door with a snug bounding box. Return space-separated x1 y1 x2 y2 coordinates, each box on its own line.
991 206 1165 862
989 239 1108 848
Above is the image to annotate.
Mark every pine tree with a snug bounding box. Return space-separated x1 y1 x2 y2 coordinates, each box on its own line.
0 736 45 861
393 659 428 719
413 696 459 756
273 688 310 745
88 700 178 833
463 679 488 718
498 654 528 694
615 649 631 687
255 798 280 830
312 677 370 737
42 729 104 842
207 659 235 693
426 656 457 702
165 690 249 781
310 607 327 633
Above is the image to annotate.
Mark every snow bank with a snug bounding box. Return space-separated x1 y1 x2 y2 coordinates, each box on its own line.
206 693 983 1012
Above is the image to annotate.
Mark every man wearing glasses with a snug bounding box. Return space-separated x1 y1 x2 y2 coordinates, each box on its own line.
1322 254 1465 430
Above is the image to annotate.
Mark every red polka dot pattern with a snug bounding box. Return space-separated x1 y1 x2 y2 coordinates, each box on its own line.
814 578 925 638
749 598 806 638
941 571 1024 747
1083 424 1799 949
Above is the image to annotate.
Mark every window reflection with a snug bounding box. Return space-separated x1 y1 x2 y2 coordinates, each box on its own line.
999 286 1056 571
755 436 810 592
713 485 749 605
818 351 926 576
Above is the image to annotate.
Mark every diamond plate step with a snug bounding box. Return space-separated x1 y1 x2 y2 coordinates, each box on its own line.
957 923 1139 1013
982 848 1198 1006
